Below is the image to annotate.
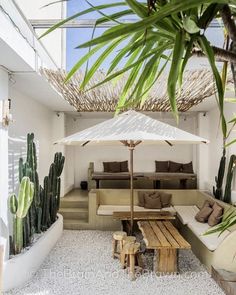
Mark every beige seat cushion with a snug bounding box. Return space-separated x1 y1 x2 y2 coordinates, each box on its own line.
174 205 199 225
188 220 230 251
97 205 176 216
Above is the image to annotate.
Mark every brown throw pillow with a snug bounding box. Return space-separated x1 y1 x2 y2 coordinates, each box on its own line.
103 162 110 172
137 191 146 207
159 192 172 208
182 162 194 174
195 206 213 223
155 161 169 172
120 160 129 172
169 161 182 172
109 162 120 172
138 191 158 207
202 200 214 208
144 193 162 209
208 203 223 226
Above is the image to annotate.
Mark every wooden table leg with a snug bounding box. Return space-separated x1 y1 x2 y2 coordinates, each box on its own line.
96 179 100 189
156 248 177 274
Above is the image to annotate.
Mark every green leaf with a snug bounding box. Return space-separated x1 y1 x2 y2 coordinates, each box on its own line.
39 2 127 39
167 30 185 121
77 0 230 48
225 139 236 147
183 16 200 34
178 36 196 88
125 0 148 18
80 37 125 89
116 41 155 112
65 42 106 82
198 4 222 29
198 35 227 137
86 43 170 91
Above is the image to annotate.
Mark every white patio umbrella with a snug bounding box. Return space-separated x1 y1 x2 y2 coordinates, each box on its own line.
56 110 209 233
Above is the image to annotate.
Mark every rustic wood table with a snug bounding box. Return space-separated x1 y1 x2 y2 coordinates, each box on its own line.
113 211 176 221
138 220 191 274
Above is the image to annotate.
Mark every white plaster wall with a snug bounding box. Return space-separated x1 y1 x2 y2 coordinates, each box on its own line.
207 103 236 192
16 0 66 68
65 114 198 188
8 88 54 194
0 69 10 260
196 113 210 189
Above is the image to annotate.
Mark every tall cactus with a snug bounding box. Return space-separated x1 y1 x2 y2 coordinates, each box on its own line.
223 155 236 204
41 152 65 231
213 148 226 200
9 177 34 254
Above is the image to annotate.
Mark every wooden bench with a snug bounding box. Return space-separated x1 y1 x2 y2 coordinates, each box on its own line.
138 220 191 273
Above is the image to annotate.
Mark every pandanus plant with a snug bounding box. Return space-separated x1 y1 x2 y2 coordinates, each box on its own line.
41 0 236 142
9 177 34 254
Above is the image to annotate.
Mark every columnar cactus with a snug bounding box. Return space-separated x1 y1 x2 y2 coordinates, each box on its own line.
10 133 65 255
40 152 65 231
223 155 236 204
213 148 226 200
9 177 34 254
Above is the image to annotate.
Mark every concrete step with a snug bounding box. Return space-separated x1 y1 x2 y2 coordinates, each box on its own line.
63 219 90 230
60 199 88 209
59 208 88 220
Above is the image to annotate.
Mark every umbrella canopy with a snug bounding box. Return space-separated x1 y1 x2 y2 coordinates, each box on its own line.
56 110 209 145
56 110 209 234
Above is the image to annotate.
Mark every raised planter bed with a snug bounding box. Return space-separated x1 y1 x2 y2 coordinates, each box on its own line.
3 214 63 292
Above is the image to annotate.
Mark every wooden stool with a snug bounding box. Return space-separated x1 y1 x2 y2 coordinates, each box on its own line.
120 242 143 280
122 236 136 247
112 231 127 259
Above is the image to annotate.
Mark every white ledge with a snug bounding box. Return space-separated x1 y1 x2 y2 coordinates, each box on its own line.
3 214 63 292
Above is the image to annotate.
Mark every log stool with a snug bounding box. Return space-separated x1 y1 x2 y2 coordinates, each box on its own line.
120 242 143 280
122 236 136 247
112 231 127 259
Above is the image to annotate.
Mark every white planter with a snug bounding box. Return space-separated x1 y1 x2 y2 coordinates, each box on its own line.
3 214 63 292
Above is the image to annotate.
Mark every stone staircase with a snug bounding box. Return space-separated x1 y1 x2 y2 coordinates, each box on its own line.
59 189 90 230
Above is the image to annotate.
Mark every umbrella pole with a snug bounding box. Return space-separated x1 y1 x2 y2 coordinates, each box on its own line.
129 144 134 235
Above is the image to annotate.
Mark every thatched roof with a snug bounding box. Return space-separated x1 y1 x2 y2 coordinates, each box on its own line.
40 68 231 112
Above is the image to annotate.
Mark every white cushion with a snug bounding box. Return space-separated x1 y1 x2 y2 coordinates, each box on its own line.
97 205 176 216
188 219 230 251
174 205 199 225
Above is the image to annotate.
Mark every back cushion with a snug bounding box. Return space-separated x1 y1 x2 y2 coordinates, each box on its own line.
169 161 182 172
103 162 110 172
182 162 194 173
159 192 172 207
144 193 162 209
155 160 169 172
120 160 129 172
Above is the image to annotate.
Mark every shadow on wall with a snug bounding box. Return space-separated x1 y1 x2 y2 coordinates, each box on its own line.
8 136 39 194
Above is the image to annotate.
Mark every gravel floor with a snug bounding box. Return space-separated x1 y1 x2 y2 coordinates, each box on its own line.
6 230 225 295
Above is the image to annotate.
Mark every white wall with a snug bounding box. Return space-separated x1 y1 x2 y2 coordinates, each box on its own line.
65 113 198 188
207 103 236 192
0 68 10 260
8 88 54 194
16 0 66 68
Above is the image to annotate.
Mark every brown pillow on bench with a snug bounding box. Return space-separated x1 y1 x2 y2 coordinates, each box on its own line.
195 201 213 223
155 161 169 172
138 191 156 207
169 161 182 172
182 162 194 174
120 160 129 172
144 192 162 209
208 202 223 226
159 192 172 208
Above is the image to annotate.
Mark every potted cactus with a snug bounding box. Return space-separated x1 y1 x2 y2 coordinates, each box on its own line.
9 177 34 254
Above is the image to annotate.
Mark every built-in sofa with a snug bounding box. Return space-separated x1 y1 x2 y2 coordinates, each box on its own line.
88 189 236 273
